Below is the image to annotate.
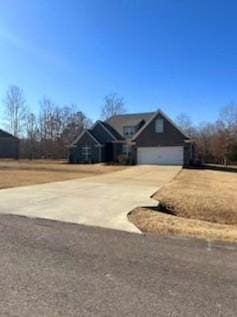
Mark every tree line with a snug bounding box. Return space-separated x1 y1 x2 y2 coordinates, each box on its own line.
1 84 237 164
176 104 237 165
0 86 125 159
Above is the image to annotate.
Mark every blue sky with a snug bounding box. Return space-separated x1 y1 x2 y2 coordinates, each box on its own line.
0 0 237 124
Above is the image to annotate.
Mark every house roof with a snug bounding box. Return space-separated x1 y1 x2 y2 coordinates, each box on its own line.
71 109 190 147
99 121 124 140
89 120 124 142
89 128 106 144
106 112 155 136
0 129 19 140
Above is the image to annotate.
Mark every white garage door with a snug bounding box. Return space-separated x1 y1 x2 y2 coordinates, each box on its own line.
137 146 184 165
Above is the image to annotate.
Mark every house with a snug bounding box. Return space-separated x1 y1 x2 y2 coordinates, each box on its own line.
69 109 193 165
0 129 20 159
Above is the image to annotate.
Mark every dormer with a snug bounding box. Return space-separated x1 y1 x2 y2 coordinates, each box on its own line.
123 126 136 139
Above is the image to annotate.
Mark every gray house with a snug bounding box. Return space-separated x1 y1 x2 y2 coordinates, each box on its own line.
0 129 20 159
69 109 193 166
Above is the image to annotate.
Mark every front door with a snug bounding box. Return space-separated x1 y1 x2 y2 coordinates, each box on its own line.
105 143 114 162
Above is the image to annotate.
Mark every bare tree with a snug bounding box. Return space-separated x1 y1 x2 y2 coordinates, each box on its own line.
176 113 195 137
219 102 237 131
20 113 39 159
37 99 92 159
38 97 56 158
101 93 126 120
3 85 28 137
26 113 39 159
218 103 237 164
39 97 56 141
193 117 237 165
26 113 38 140
62 105 92 144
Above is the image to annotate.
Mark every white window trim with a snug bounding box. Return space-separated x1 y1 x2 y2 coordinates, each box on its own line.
155 118 164 133
122 144 132 156
82 145 91 161
123 126 136 138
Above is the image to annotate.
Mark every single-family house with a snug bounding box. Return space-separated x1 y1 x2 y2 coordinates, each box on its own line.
69 109 193 166
0 129 20 159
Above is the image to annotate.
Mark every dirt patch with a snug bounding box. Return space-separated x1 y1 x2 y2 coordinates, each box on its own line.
0 160 126 189
128 207 237 242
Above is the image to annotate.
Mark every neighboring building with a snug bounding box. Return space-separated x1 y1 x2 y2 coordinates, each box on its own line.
69 109 193 166
0 129 20 159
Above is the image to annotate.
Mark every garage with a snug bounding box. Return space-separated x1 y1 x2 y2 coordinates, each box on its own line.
137 146 184 165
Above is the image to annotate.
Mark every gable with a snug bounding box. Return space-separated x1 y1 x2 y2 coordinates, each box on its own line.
73 130 100 146
90 121 117 143
134 112 189 147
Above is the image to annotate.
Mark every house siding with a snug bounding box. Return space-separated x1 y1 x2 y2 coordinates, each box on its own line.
0 137 19 159
74 132 97 147
135 113 187 147
69 132 101 163
113 143 123 162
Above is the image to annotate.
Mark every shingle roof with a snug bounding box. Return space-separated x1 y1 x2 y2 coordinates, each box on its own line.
105 112 155 136
99 121 124 140
89 129 104 144
0 129 19 139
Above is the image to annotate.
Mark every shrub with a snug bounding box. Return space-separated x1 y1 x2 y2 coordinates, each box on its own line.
117 154 130 165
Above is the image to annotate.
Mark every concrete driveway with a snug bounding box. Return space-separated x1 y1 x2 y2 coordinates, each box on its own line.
0 166 181 232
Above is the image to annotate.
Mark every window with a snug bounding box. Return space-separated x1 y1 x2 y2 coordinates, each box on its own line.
155 119 164 133
122 144 132 156
123 126 136 139
82 145 91 161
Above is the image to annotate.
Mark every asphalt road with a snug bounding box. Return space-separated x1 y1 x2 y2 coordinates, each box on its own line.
0 215 236 317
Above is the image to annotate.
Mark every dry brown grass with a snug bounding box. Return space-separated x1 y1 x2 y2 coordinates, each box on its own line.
0 159 126 189
153 169 237 225
128 168 237 242
128 207 237 242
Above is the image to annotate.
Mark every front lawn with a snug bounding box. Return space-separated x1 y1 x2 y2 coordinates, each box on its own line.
0 160 125 189
128 169 237 242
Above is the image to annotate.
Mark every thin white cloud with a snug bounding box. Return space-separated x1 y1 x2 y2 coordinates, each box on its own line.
0 27 69 70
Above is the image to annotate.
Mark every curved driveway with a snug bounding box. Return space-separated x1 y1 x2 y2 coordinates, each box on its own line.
0 166 181 232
